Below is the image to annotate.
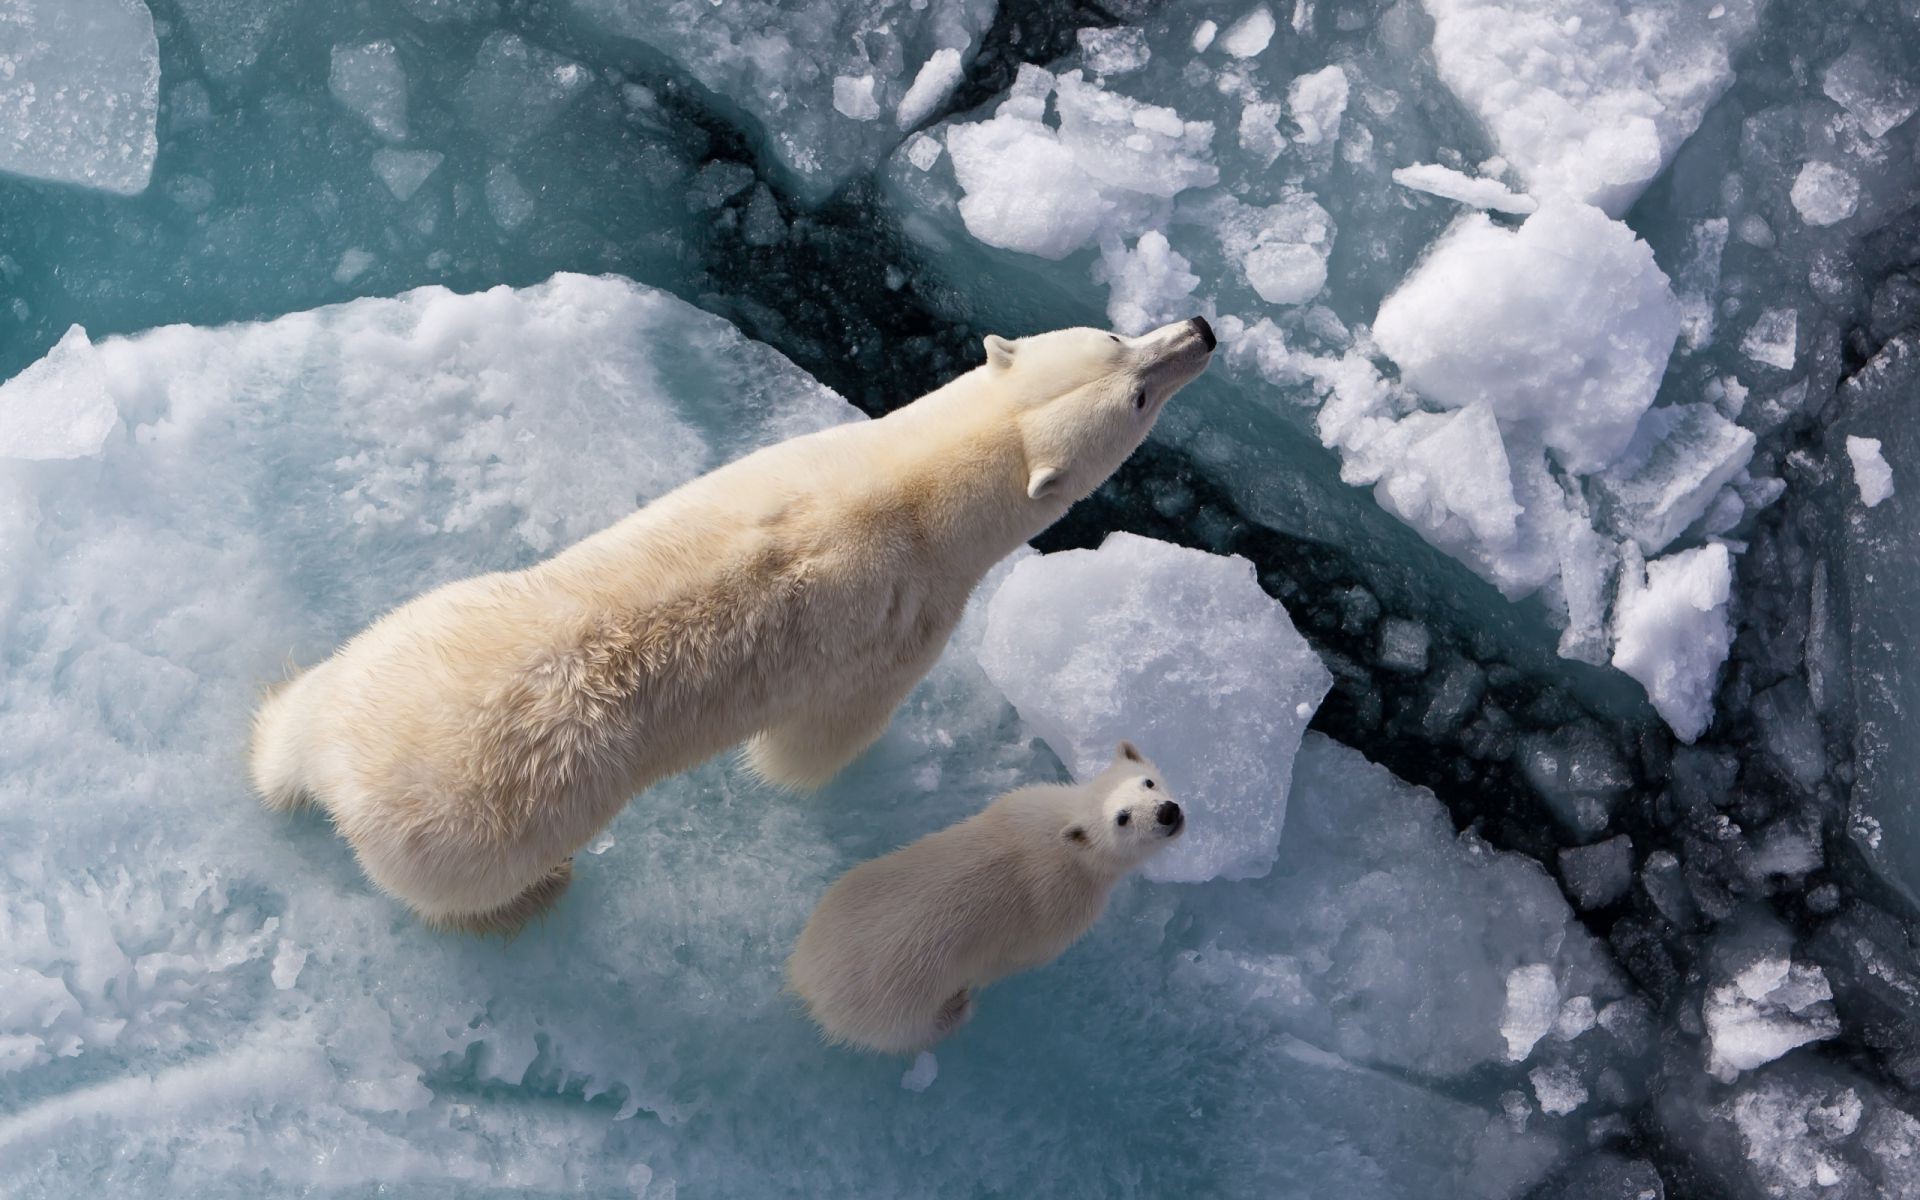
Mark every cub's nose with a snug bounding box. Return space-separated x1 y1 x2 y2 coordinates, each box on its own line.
1188 316 1216 352
1155 801 1183 827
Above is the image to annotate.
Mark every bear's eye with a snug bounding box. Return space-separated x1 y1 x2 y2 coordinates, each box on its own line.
1132 388 1148 411
1116 811 1131 827
1108 333 1121 344
1143 779 1155 789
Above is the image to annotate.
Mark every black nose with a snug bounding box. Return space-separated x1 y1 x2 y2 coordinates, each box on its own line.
1155 801 1182 827
1188 316 1216 351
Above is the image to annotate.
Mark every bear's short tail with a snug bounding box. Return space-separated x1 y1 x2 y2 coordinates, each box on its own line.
249 668 313 813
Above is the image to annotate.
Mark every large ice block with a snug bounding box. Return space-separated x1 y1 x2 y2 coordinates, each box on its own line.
976 532 1333 883
0 0 159 195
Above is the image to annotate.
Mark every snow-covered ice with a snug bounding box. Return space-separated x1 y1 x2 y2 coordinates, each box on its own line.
0 0 160 194
0 325 119 460
1610 543 1735 743
977 533 1332 882
1391 163 1538 214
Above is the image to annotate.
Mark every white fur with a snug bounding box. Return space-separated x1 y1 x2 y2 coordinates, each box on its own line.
250 321 1213 931
787 742 1183 1054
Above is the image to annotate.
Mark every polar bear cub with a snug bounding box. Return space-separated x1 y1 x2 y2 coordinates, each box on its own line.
250 319 1215 933
788 742 1183 1054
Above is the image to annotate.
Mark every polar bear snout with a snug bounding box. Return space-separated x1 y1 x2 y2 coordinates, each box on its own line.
1155 800 1184 833
1187 316 1216 351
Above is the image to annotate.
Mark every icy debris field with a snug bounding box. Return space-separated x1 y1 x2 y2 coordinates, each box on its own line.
3 0 1920 1196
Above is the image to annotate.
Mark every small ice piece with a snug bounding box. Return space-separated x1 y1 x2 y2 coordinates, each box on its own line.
1752 680 1827 790
895 49 964 130
1521 726 1631 837
329 42 409 140
1741 309 1798 371
1789 162 1860 227
1372 202 1681 475
1419 0 1760 215
1191 19 1219 52
332 248 376 284
0 0 160 195
1376 617 1430 674
1592 404 1756 555
1529 1064 1588 1116
833 75 881 122
456 32 591 149
270 942 308 990
1822 45 1919 139
900 1051 939 1091
485 164 535 231
0 326 119 460
1500 964 1560 1061
1211 193 1335 306
905 133 943 172
1076 27 1150 77
1220 5 1277 58
1095 232 1199 336
1287 66 1349 147
1610 543 1734 742
1390 163 1539 214
1846 436 1894 507
1704 958 1840 1081
371 149 443 201
1558 836 1633 910
977 533 1333 883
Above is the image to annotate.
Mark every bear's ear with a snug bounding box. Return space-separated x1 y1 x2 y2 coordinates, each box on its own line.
1026 465 1064 500
1117 740 1144 763
1062 824 1089 846
984 334 1017 370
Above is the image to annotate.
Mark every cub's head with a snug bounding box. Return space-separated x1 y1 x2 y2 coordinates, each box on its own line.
1062 740 1183 874
983 318 1215 506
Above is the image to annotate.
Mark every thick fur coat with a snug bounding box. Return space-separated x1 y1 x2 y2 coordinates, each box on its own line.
787 743 1183 1054
250 319 1214 930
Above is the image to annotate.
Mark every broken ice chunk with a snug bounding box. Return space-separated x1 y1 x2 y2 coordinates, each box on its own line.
1705 957 1840 1082
0 0 160 195
1372 202 1681 476
1096 232 1199 336
1287 66 1349 147
1610 543 1735 742
1558 836 1633 910
1419 0 1760 215
1529 1064 1588 1116
329 42 410 141
1075 28 1150 78
484 164 535 231
1376 617 1430 674
1219 5 1277 58
372 149 444 201
1822 44 1919 139
1501 964 1560 1061
895 49 965 130
0 326 119 460
977 533 1333 883
1789 162 1860 227
1741 309 1798 371
1846 436 1894 507
833 75 881 122
1390 163 1538 214
1520 726 1631 837
1592 404 1756 556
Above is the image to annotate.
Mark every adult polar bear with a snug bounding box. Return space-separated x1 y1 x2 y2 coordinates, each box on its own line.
251 317 1216 932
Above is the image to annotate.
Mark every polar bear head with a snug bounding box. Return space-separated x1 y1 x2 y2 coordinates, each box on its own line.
984 317 1215 504
1062 740 1183 874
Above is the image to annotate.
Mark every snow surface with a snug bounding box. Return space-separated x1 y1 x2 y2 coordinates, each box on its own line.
0 0 160 194
977 532 1333 882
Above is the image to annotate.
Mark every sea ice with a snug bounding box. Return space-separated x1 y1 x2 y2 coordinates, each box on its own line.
1559 836 1634 910
0 0 159 195
1391 163 1538 214
976 532 1332 883
1372 202 1682 476
1846 436 1894 507
1593 404 1756 555
329 42 411 141
1790 161 1861 227
0 326 118 461
1704 957 1840 1082
1419 0 1760 215
1610 543 1735 742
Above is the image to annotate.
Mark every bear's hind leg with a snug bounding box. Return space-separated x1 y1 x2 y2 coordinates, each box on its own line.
433 858 574 937
742 668 927 790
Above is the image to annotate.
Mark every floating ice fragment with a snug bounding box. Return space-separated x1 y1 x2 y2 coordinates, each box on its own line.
1076 28 1150 77
1558 836 1633 910
1191 20 1218 52
1846 436 1894 507
1529 1064 1587 1116
1705 959 1839 1081
0 326 118 460
1287 66 1349 147
372 149 444 201
900 1052 938 1092
332 248 376 284
1372 202 1681 475
1376 617 1430 674
1220 5 1277 58
270 943 307 990
1501 964 1560 1061
1610 543 1734 742
833 75 881 122
0 0 160 195
896 49 965 130
1592 404 1756 555
1391 163 1538 213
484 164 535 231
1096 231 1199 336
1790 162 1860 227
329 42 410 141
977 533 1332 883
1419 0 1759 215
1741 309 1798 370
1822 45 1918 139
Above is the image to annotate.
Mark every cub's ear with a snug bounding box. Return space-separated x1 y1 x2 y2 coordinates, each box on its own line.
1117 740 1144 763
985 334 1017 370
1026 465 1064 500
1063 824 1090 846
